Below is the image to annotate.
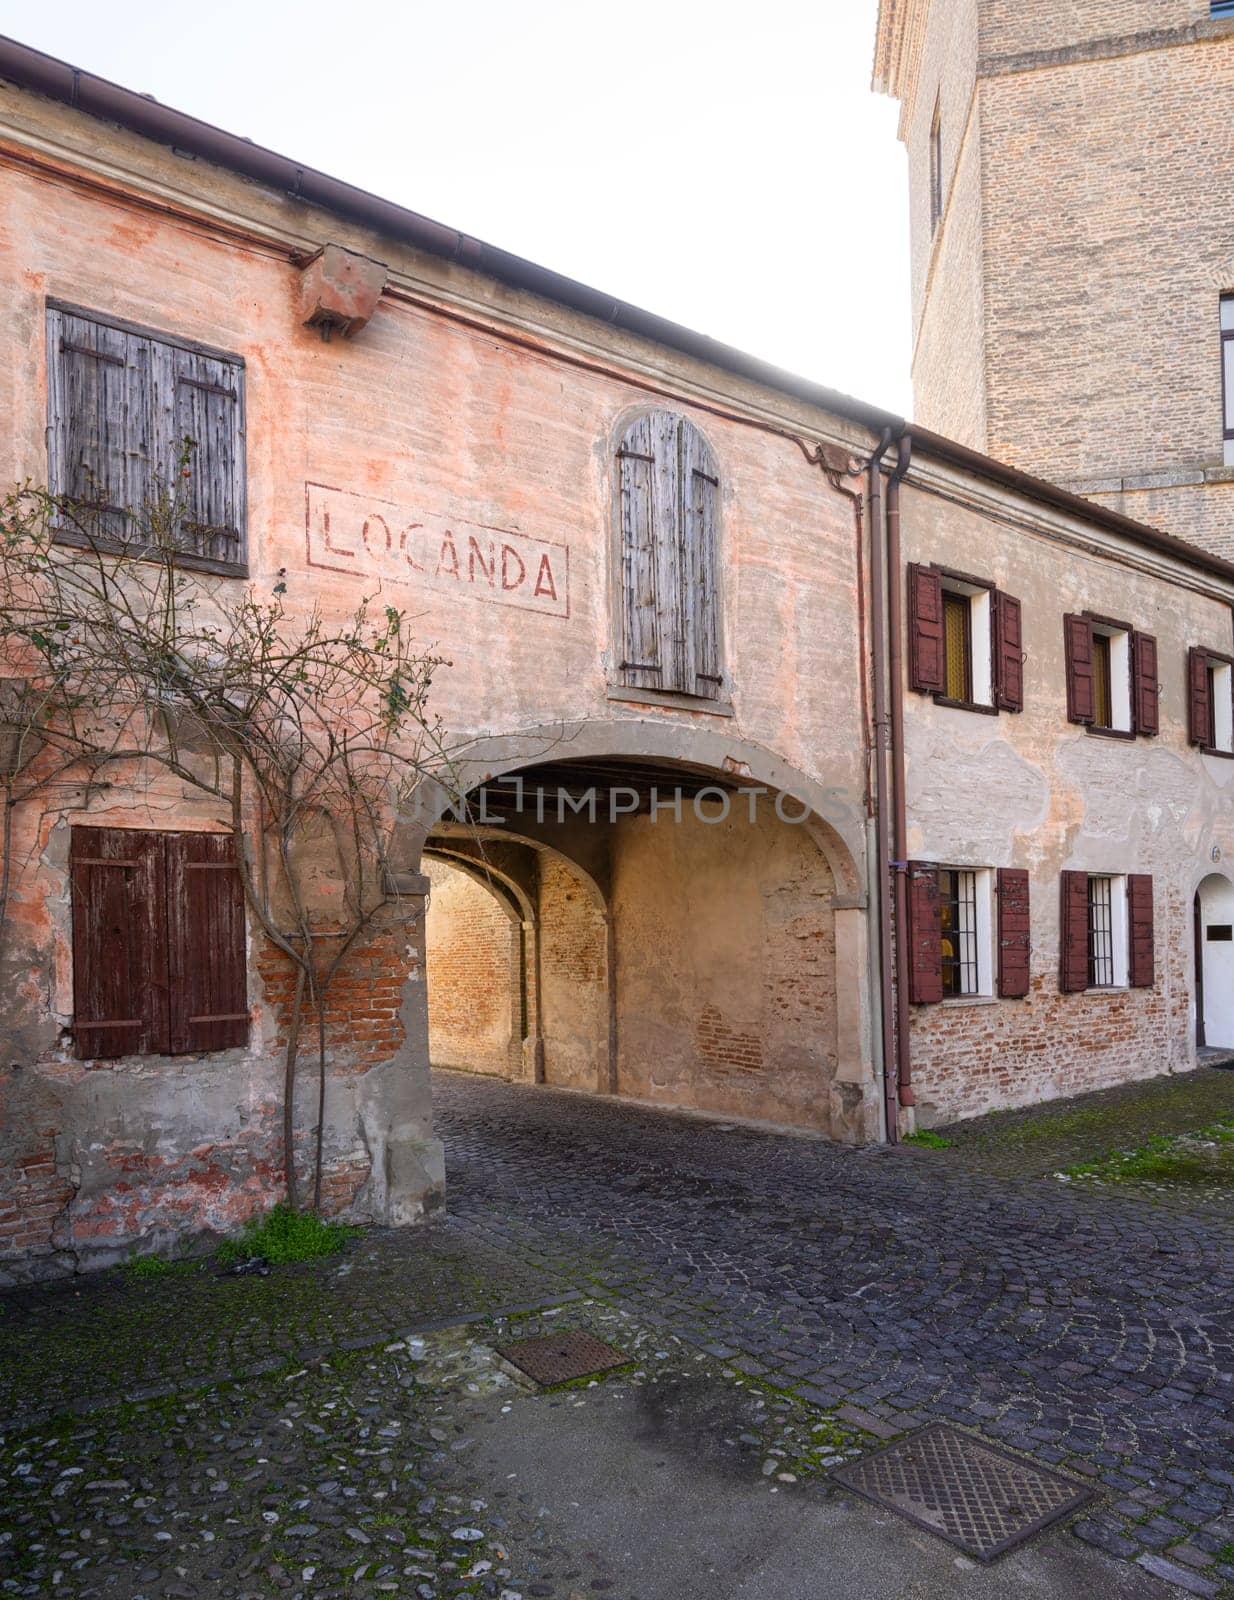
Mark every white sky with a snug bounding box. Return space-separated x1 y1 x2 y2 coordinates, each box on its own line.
0 0 912 415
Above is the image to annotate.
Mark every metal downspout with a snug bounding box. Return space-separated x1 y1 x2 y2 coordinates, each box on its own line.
867 428 897 1143
887 434 916 1110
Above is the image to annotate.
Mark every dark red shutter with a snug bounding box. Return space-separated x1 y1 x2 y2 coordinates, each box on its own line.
906 861 943 1003
1128 873 1155 988
1188 647 1212 745
996 867 1031 998
993 591 1024 712
167 832 249 1053
908 564 945 694
1059 870 1090 993
1131 631 1159 735
70 827 169 1058
1064 614 1095 724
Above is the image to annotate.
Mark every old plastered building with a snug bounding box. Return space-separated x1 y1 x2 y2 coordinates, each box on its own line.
1 36 1233 1277
873 0 1234 557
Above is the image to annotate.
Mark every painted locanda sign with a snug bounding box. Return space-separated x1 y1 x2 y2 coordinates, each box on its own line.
305 483 569 618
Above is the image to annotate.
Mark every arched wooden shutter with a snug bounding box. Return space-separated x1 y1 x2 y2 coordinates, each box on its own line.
996 867 1031 997
167 832 250 1053
907 565 945 694
906 861 943 1003
1131 632 1159 735
1128 874 1154 988
681 421 721 699
617 413 721 699
993 591 1024 712
1059 870 1090 993
1188 647 1212 745
1064 615 1095 725
71 827 168 1059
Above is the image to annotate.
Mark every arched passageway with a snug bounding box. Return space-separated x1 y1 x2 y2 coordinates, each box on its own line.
411 742 877 1142
1196 873 1234 1049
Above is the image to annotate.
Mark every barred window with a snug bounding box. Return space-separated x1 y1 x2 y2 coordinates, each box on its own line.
1087 876 1116 988
939 868 981 997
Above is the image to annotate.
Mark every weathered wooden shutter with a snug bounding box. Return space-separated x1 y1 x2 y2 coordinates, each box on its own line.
170 347 245 569
617 415 662 690
907 564 945 694
70 827 169 1058
617 413 720 699
1127 873 1155 988
681 421 721 699
1188 646 1212 745
993 591 1024 712
996 867 1031 998
1130 631 1159 735
167 832 250 1053
1063 614 1096 725
906 861 943 1003
46 308 151 546
1059 870 1091 993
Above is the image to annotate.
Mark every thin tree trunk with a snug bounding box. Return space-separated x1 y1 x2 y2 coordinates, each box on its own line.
282 965 306 1210
313 976 328 1212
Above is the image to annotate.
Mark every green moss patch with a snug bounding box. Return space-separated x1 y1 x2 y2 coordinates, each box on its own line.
215 1204 362 1266
1059 1114 1234 1188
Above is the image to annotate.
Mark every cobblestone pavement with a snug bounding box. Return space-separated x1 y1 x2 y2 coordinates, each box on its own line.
4 1066 1234 1598
436 1069 1234 1595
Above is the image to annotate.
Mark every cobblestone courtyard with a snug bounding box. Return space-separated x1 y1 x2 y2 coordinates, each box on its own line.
6 1066 1234 1598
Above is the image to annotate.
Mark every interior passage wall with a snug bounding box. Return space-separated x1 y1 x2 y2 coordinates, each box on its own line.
612 802 837 1129
424 860 521 1076
538 855 608 1092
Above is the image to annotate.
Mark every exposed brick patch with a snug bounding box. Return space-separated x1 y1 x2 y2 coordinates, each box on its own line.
256 925 410 1070
695 1003 764 1073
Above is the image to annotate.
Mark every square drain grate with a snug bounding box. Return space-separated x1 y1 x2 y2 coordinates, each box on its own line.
830 1422 1093 1562
495 1330 628 1387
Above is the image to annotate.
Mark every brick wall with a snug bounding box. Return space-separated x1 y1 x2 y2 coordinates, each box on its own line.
256 923 411 1069
910 884 1190 1125
424 859 522 1076
538 855 608 1091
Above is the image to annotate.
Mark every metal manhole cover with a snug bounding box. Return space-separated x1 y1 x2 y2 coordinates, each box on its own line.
830 1423 1093 1562
495 1330 628 1387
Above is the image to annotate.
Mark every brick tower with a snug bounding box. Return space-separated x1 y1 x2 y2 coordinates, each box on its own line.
873 1 1234 558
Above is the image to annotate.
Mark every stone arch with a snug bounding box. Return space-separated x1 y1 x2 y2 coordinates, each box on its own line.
393 718 865 900
395 721 876 1142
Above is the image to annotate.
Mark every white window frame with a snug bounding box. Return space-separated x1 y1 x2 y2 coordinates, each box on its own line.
940 575 994 708
1211 659 1234 753
941 865 996 1000
1088 873 1129 990
1090 621 1133 733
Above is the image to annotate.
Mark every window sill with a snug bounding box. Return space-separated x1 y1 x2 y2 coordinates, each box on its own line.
1085 985 1130 996
941 993 999 1008
606 684 734 718
932 695 999 717
1084 724 1137 742
1201 745 1234 760
53 527 248 580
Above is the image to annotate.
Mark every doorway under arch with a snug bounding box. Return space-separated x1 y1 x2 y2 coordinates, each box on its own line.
408 745 877 1142
1195 873 1234 1049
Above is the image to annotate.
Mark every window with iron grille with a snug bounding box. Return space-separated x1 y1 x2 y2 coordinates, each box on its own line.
1087 876 1116 988
939 868 980 996
46 302 247 576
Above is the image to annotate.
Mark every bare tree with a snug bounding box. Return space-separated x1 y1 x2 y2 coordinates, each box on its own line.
0 456 449 1210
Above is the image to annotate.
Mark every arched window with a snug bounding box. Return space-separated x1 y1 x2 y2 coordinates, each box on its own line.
615 412 722 701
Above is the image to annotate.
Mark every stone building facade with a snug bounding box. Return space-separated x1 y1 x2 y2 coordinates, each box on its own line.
873 0 1234 557
1 36 1232 1276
